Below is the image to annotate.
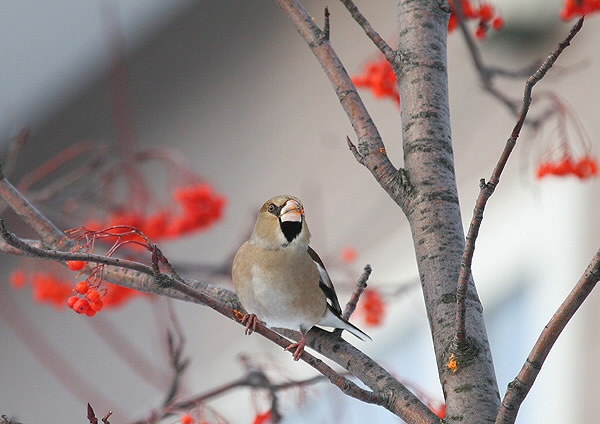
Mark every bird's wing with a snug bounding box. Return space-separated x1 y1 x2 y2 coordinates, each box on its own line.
307 245 342 314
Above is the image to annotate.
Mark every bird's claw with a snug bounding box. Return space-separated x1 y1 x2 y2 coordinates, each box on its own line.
285 338 307 361
241 313 259 335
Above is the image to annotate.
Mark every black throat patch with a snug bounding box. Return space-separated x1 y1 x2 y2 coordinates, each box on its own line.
280 221 302 243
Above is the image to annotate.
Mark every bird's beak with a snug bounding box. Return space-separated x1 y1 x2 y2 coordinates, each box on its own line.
280 199 304 223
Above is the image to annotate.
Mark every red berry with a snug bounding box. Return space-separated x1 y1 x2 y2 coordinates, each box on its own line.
85 309 97 317
475 25 487 40
67 296 79 309
67 261 86 271
341 247 358 264
180 415 194 424
492 16 505 30
73 298 90 314
90 300 104 312
10 270 27 289
86 289 101 303
75 281 89 294
479 4 494 22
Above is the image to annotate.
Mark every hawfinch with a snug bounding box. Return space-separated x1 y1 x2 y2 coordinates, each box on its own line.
232 195 371 361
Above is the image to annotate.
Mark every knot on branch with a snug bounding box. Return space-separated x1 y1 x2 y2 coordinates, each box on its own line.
505 377 528 405
154 273 173 289
446 336 480 372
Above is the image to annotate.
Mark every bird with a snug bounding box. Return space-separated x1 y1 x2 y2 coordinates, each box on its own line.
232 195 371 361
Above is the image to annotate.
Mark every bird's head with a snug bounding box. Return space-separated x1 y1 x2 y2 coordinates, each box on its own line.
250 195 311 249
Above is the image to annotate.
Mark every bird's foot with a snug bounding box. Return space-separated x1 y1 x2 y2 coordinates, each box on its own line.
241 313 260 335
285 336 307 361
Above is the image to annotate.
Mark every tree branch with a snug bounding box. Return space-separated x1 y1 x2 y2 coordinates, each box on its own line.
495 246 600 424
338 0 396 62
0 168 65 246
272 0 404 202
342 264 371 320
455 17 584 344
0 217 437 420
452 0 544 118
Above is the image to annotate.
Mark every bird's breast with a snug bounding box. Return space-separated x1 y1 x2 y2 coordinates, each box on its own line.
246 247 326 331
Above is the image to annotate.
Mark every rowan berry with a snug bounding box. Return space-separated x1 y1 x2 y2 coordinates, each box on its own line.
75 281 89 294
86 289 101 303
73 298 91 314
67 296 79 309
67 261 86 271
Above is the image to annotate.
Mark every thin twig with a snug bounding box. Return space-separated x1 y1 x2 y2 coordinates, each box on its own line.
323 7 330 40
16 141 102 192
2 128 29 178
453 0 543 117
346 136 366 165
338 0 396 62
342 264 372 320
454 18 584 344
495 247 600 424
136 366 327 424
273 0 402 201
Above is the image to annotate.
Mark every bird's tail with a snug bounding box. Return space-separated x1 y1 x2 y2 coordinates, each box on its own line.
320 305 372 342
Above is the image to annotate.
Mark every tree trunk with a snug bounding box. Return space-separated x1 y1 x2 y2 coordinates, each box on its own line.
395 1 500 421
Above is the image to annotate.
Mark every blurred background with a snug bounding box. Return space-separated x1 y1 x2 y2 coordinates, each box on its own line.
1 0 599 423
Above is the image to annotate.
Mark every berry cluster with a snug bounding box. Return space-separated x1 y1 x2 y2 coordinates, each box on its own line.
65 273 150 316
85 183 226 245
67 281 104 317
536 154 598 180
9 266 143 316
10 246 153 316
448 0 504 40
10 270 73 309
352 57 400 106
561 0 600 20
359 288 386 326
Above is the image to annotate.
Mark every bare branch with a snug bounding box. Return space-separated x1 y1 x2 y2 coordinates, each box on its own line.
342 264 371 320
0 220 156 276
0 219 423 417
454 18 584 344
0 168 65 246
495 247 600 424
2 128 29 179
272 0 402 201
338 0 396 62
452 0 543 117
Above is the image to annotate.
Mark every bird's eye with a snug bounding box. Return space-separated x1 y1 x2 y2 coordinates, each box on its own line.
267 203 277 214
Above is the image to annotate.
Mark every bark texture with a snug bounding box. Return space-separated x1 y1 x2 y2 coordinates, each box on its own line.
395 1 500 421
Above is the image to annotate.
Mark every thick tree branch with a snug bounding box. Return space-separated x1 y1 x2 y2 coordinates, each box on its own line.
495 247 600 424
0 216 435 421
455 17 585 344
273 0 405 202
0 169 65 246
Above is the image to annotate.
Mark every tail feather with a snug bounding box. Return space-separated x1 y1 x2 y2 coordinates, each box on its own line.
318 305 372 342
